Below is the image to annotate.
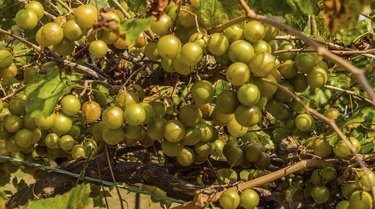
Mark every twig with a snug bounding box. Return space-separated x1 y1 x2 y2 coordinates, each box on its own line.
1 86 26 101
0 28 41 52
55 0 73 13
171 159 334 209
105 145 125 209
111 0 132 19
207 16 248 34
324 85 374 105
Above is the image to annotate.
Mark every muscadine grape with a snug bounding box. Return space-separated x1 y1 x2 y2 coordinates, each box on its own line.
172 54 194 75
178 105 202 127
51 114 72 135
150 14 172 36
244 20 265 43
227 40 254 63
324 107 340 120
295 52 318 73
180 42 203 65
25 1 44 19
73 5 98 29
227 118 248 138
0 50 13 69
163 119 186 143
178 6 198 28
0 63 17 79
52 39 75 56
41 23 64 46
215 90 239 114
124 103 146 126
59 135 75 151
254 40 272 54
237 83 260 106
157 35 181 59
161 58 175 72
102 126 124 145
226 62 250 86
224 25 243 43
89 40 108 58
102 106 124 129
294 113 314 131
60 94 81 116
248 52 276 77
207 33 229 56
307 66 328 88
219 189 240 209
162 140 183 157
144 41 160 61
277 42 296 61
15 9 38 30
240 189 259 209
191 80 214 104
278 60 298 79
292 73 308 92
311 185 330 203
177 147 194 166
81 101 101 123
313 137 332 158
235 105 261 127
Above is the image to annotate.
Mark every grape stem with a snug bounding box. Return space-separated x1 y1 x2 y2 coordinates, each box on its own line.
273 48 375 59
237 0 375 106
171 159 335 209
324 84 374 105
111 0 132 19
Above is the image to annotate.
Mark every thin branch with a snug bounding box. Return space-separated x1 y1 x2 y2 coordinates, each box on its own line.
1 86 26 101
273 48 375 58
0 28 41 52
105 146 125 209
324 85 374 105
111 0 132 19
207 16 248 34
171 159 334 209
238 0 375 104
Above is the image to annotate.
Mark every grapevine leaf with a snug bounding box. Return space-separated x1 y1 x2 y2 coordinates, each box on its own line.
326 132 338 146
198 0 243 28
273 127 289 141
119 17 152 47
323 0 369 34
27 184 92 209
25 69 76 118
293 0 317 15
88 0 108 8
12 177 27 192
214 80 231 96
0 175 10 187
128 0 147 14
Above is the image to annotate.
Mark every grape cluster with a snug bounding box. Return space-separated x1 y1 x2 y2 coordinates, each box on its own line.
0 0 373 208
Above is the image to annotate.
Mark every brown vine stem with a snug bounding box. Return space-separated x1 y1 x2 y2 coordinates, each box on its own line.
324 85 374 105
260 77 375 199
238 0 375 105
172 159 333 209
111 0 132 19
0 28 41 52
273 48 375 57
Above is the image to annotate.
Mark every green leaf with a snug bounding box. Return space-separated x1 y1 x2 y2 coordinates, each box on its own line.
12 177 27 191
27 184 92 209
0 175 10 187
293 0 317 15
128 0 147 14
326 133 339 147
214 80 231 95
273 127 289 141
198 0 243 28
119 17 152 47
25 69 76 118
